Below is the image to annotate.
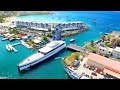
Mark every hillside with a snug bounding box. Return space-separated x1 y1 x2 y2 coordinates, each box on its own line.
0 11 54 17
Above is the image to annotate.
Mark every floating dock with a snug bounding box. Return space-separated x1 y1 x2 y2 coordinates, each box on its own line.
6 43 21 52
12 43 21 46
66 44 86 53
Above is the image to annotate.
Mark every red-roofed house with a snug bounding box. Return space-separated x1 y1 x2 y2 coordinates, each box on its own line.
87 53 120 79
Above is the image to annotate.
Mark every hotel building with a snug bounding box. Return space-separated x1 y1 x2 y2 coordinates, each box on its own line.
112 47 120 59
12 21 88 31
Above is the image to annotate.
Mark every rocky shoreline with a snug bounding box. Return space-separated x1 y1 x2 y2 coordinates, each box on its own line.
62 27 89 38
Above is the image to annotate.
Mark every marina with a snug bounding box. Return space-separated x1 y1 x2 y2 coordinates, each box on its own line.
0 11 120 79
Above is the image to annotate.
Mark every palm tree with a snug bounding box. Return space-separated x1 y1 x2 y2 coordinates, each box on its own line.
91 40 94 47
101 35 106 41
42 31 46 36
111 38 118 47
48 27 51 32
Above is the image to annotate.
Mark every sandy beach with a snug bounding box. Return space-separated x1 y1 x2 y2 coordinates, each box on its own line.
0 17 16 27
5 17 16 22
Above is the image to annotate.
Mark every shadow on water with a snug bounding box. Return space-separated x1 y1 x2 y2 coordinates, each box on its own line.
18 49 66 75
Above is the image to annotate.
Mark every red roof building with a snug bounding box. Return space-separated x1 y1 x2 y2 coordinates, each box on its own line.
87 53 120 79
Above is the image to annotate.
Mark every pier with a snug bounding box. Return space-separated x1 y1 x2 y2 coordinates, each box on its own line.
66 44 86 53
12 43 21 46
6 43 21 52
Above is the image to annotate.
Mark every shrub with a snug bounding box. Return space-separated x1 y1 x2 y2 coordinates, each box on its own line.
64 52 81 66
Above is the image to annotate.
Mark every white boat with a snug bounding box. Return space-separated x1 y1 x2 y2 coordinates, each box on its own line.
2 38 8 41
16 38 21 40
0 34 3 37
18 40 66 71
64 66 81 79
10 38 15 41
70 38 75 42
21 40 33 49
6 44 12 51
105 33 109 35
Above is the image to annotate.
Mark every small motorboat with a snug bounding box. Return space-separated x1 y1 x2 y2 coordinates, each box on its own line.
70 38 75 42
10 38 15 41
105 33 109 35
2 38 8 41
6 44 12 51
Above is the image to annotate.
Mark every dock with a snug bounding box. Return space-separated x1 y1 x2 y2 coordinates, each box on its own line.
6 43 21 52
12 43 21 46
66 44 86 53
12 47 18 52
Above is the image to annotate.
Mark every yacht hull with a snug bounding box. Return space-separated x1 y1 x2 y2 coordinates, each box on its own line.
64 67 80 79
18 43 66 71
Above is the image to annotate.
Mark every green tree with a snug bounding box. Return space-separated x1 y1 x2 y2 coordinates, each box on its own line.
42 31 46 36
0 16 5 23
9 27 19 34
91 40 94 47
42 36 49 42
101 35 106 41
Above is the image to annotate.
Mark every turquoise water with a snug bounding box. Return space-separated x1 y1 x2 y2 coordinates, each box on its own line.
1 11 120 79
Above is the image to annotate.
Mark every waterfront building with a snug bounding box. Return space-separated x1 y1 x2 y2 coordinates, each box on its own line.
98 46 113 56
22 36 28 41
52 28 62 40
0 23 9 32
87 53 120 79
112 47 120 59
13 21 88 31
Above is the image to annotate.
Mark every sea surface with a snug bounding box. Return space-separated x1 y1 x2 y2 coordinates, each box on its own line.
0 11 120 79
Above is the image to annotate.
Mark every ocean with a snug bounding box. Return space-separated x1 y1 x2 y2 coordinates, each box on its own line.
0 11 120 79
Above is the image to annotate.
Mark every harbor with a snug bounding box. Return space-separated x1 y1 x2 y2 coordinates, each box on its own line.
0 11 120 79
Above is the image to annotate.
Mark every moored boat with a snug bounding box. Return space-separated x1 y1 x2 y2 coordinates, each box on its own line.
18 40 66 71
70 38 75 42
64 66 81 79
10 38 15 41
6 44 12 51
2 38 8 41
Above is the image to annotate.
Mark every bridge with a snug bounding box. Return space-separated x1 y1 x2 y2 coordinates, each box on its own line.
66 44 86 53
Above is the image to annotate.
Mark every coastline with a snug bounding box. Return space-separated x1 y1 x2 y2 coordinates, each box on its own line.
0 16 16 27
0 11 119 79
62 28 89 38
4 16 16 22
